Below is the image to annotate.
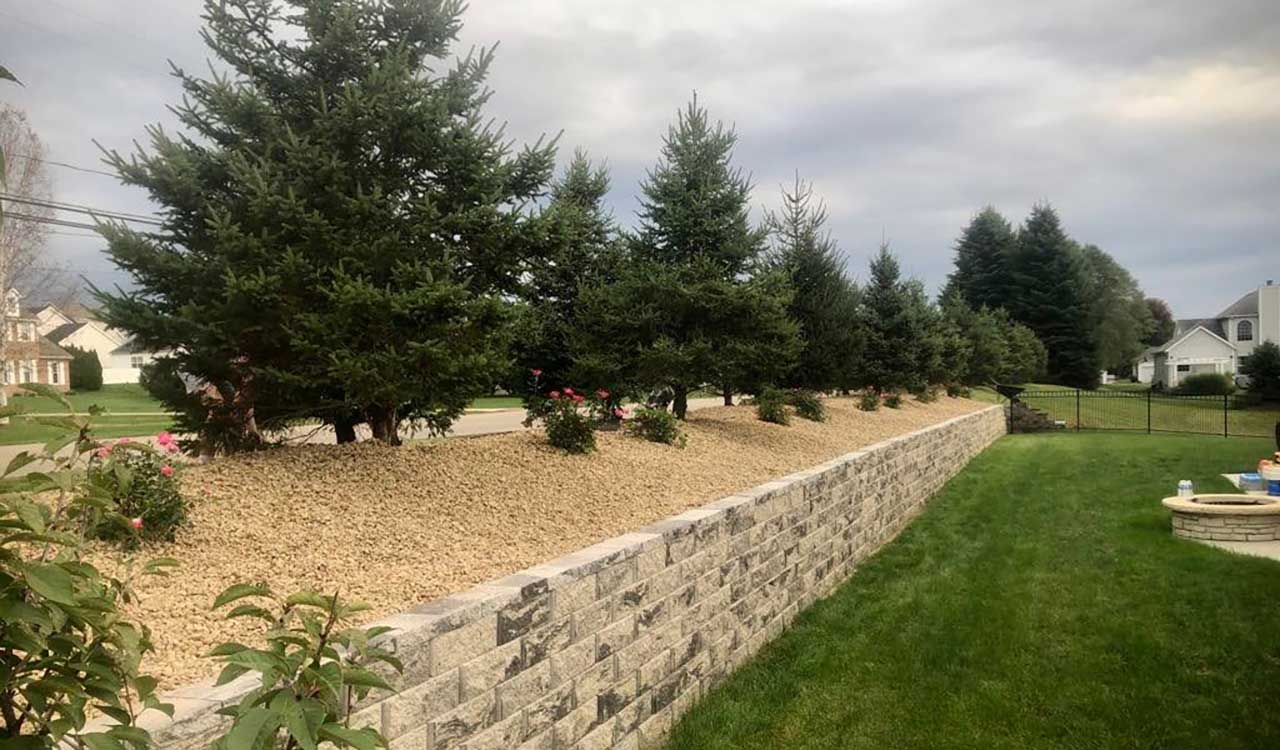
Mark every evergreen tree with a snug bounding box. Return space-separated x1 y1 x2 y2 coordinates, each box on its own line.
1007 203 1099 388
765 176 863 392
513 151 621 397
944 206 1015 310
860 244 923 392
1144 297 1176 347
1077 243 1153 374
578 98 798 419
1004 322 1049 383
95 0 555 448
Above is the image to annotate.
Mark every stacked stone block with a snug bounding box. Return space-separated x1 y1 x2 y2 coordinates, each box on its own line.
143 406 1006 750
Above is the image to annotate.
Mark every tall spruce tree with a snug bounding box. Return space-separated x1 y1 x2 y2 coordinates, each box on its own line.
944 206 1015 310
765 176 863 392
512 151 621 397
860 244 923 392
577 98 797 418
96 0 555 448
1007 203 1099 388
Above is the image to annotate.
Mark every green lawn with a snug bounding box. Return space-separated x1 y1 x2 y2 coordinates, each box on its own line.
7 383 167 414
0 415 177 446
666 433 1280 750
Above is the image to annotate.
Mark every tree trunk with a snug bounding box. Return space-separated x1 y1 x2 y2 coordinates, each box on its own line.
367 406 401 446
672 386 688 420
722 385 732 406
333 415 358 444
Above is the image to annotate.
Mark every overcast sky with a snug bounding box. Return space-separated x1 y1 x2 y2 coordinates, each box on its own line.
4 0 1278 318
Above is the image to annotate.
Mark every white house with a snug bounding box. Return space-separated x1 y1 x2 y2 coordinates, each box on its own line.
1135 280 1280 388
35 303 158 385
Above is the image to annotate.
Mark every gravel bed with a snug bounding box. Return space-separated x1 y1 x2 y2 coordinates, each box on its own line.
119 396 988 689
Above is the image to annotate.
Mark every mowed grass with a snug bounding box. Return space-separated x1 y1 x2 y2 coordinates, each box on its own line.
7 383 167 414
666 433 1280 750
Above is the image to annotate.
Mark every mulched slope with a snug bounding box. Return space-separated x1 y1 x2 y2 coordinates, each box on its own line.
119 396 989 689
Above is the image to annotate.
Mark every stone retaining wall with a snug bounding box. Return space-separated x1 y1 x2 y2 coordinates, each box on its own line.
1171 511 1280 541
144 405 1006 750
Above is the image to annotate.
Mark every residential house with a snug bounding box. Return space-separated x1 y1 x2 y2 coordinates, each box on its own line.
1 289 73 395
1135 280 1280 388
34 302 157 384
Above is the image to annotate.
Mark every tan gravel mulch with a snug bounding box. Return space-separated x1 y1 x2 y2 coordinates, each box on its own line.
121 396 988 689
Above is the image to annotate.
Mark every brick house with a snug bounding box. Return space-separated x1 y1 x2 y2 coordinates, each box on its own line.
2 289 73 395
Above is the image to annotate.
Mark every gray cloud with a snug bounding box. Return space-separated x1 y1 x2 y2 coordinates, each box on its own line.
4 0 1279 317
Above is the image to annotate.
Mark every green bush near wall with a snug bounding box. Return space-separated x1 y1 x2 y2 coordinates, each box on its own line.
65 345 103 391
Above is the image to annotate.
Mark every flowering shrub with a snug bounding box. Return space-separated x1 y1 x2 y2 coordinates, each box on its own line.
524 385 598 453
625 406 687 447
89 431 188 548
207 585 401 750
756 387 790 425
858 390 880 411
0 384 175 749
884 391 904 409
787 389 826 422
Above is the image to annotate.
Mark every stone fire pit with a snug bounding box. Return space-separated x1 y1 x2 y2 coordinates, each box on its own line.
1162 494 1280 542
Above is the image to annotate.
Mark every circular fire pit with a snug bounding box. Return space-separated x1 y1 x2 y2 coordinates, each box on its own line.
1162 494 1280 542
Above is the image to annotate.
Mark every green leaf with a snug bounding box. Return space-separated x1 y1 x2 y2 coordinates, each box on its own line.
341 666 393 692
81 733 126 750
207 642 250 657
0 596 53 629
224 706 281 750
23 562 77 605
21 383 71 411
272 693 317 750
225 604 276 622
213 582 272 610
14 499 45 533
317 724 383 750
4 450 37 477
284 591 336 610
0 65 20 85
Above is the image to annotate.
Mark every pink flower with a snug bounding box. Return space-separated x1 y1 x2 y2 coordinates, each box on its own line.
549 390 561 399
130 517 143 530
95 446 111 459
160 465 175 478
156 431 175 446
596 389 610 400
117 437 131 445
165 443 180 454
572 394 584 404
563 387 575 396
612 407 625 419
530 369 542 378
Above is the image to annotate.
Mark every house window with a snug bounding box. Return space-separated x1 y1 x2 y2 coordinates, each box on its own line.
49 362 60 385
130 354 145 368
1176 364 1191 373
16 323 30 341
19 360 34 384
1238 320 1253 342
2 362 11 384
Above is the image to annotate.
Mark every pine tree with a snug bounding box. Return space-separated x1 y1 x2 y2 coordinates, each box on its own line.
944 206 1015 310
765 176 863 392
578 98 798 418
95 0 555 448
1007 203 1099 388
860 244 923 392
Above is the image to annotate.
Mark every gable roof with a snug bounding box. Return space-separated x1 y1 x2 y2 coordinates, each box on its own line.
1216 290 1258 318
43 322 86 345
38 338 73 360
1149 319 1234 355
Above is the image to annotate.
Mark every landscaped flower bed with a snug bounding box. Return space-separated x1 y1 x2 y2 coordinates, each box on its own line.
105 396 986 689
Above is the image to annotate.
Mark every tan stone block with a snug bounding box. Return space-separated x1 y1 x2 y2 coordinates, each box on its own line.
381 670 459 740
459 639 524 701
429 618 498 677
497 660 552 718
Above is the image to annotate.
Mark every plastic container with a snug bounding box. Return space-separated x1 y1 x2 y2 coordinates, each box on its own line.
1240 472 1266 493
1178 480 1194 497
1264 465 1280 497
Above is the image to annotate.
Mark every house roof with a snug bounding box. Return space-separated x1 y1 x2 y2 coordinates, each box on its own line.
43 321 86 344
1174 318 1225 340
1216 290 1259 318
38 338 73 360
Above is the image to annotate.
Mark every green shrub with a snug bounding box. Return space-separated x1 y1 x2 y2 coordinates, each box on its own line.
756 387 790 425
1175 372 1235 396
65 344 103 391
787 389 826 422
89 435 188 547
885 391 903 409
625 406 687 447
913 385 939 403
1241 341 1280 401
858 390 880 411
0 384 173 749
526 388 597 453
946 383 972 398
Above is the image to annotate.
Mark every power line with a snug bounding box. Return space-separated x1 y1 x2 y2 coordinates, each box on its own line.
0 193 165 226
4 211 105 232
6 153 119 179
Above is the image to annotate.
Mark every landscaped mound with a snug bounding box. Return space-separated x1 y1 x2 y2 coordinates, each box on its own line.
115 396 988 689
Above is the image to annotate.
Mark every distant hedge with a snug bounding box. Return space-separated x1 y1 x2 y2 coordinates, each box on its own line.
1174 372 1234 396
65 345 103 391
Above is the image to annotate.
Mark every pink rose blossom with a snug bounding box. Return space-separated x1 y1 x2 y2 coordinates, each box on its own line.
166 443 180 454
160 465 175 478
549 390 561 399
572 394 584 404
530 368 542 377
612 407 625 419
156 431 175 446
563 387 575 396
130 517 144 530
117 437 131 445
596 389 610 400
95 446 111 459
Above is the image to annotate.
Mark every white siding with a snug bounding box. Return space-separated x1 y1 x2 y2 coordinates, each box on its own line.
1260 284 1280 347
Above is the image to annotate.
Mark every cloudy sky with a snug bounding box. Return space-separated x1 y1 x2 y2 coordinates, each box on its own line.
3 0 1278 318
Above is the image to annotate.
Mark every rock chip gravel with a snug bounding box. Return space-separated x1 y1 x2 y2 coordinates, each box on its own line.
118 396 988 689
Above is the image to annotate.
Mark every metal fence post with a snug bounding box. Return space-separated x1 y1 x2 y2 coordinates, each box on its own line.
1076 389 1081 431
1147 389 1152 434
1224 394 1229 437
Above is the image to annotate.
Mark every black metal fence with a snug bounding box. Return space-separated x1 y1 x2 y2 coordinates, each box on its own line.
1007 389 1280 439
